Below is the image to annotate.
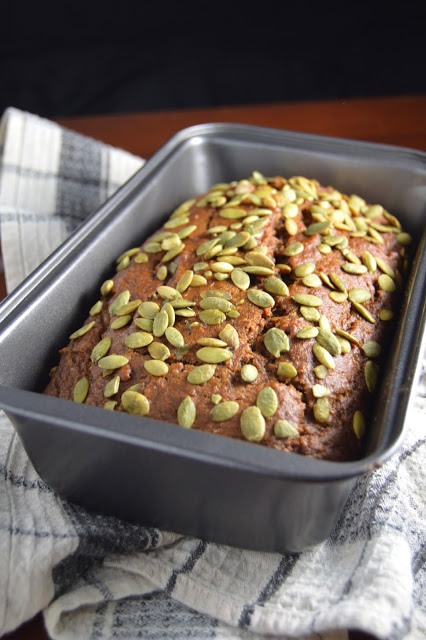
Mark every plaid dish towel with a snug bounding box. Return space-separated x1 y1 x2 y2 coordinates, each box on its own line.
0 107 425 640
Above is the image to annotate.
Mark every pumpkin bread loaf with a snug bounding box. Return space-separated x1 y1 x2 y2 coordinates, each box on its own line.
44 172 412 462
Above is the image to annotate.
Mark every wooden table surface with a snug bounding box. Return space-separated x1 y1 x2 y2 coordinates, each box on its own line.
3 93 426 640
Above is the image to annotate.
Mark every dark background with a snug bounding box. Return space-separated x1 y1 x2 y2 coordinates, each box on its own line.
1 2 425 119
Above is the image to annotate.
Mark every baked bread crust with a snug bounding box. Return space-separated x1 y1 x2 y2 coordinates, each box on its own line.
44 172 411 461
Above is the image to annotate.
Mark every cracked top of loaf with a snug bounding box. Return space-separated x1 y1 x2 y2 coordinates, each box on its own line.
44 172 412 462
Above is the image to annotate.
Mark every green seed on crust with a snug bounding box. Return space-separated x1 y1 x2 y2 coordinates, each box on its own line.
100 279 114 296
210 401 240 422
89 300 103 316
274 420 299 438
219 324 240 348
353 410 366 438
263 277 289 296
292 294 322 307
165 326 185 348
277 362 297 378
240 406 265 442
104 400 117 411
296 326 319 339
364 360 378 392
148 342 170 361
199 309 226 325
73 377 89 403
256 386 278 418
196 347 233 364
109 290 130 316
313 343 335 369
121 390 150 416
115 300 142 316
91 337 112 362
247 289 275 308
264 327 290 358
241 364 258 382
231 268 250 290
362 341 381 358
104 375 120 398
144 360 169 376
111 314 133 330
153 310 169 337
138 301 160 319
177 396 196 428
313 397 330 423
187 364 216 385
98 355 129 370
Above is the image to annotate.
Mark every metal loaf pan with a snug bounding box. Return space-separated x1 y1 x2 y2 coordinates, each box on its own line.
0 124 425 553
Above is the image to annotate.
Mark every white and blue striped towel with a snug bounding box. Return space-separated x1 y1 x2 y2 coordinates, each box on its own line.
0 107 425 640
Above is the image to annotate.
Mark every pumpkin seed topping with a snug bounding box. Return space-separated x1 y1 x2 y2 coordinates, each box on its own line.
134 252 148 264
73 377 89 403
164 326 184 349
264 277 289 296
190 275 208 287
247 289 275 308
104 401 117 411
134 318 154 332
115 300 142 316
211 394 222 404
312 384 330 398
231 268 251 290
138 301 160 319
100 279 114 296
104 375 120 398
313 344 335 369
177 396 196 428
157 285 182 300
266 329 292 363
277 362 297 378
199 297 233 312
197 337 227 348
89 300 103 316
362 341 381 358
313 364 328 379
379 309 394 321
282 203 299 218
296 326 319 339
302 274 322 288
121 390 150 416
396 232 412 246
176 270 194 293
242 266 275 276
284 242 304 256
292 294 322 307
240 406 265 442
348 288 371 304
196 347 233 364
378 273 396 292
148 342 170 361
98 354 129 370
144 359 169 376
69 321 95 340
187 364 216 385
274 418 300 439
329 291 348 303
316 328 342 356
353 411 366 438
294 262 316 277
341 263 368 275
241 364 258 382
256 386 278 417
199 309 226 325
210 401 239 422
109 290 130 316
153 309 169 337
219 324 240 348
91 337 112 362
220 207 248 219
352 301 376 324
304 220 331 236
245 252 275 269
364 360 378 392
300 306 321 322
313 397 330 423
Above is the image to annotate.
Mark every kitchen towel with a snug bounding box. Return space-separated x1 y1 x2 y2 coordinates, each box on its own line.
0 107 425 640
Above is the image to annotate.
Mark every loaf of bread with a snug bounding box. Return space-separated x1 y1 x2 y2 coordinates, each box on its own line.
44 172 412 461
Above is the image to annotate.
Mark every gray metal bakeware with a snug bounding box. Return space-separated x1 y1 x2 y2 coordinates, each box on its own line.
0 124 425 553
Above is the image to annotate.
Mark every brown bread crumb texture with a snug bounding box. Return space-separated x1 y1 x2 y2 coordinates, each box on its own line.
44 172 412 462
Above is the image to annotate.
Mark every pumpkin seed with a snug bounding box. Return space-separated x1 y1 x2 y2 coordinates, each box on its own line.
104 375 120 398
170 198 195 218
348 288 371 304
292 294 322 307
274 419 299 438
352 301 376 324
294 262 316 277
100 279 114 296
329 273 347 292
69 321 95 340
201 289 232 300
156 265 168 280
240 406 265 442
284 242 304 256
224 231 251 248
144 359 168 376
282 203 299 218
379 309 394 321
199 297 233 312
165 326 185 348
336 329 360 346
91 337 112 362
220 207 248 219
312 384 330 398
297 326 319 339
219 324 240 348
109 290 130 316
177 224 198 239
199 309 226 325
210 401 239 422
104 400 117 411
134 252 148 264
197 337 227 348
378 273 396 292
196 347 233 363
264 327 290 358
277 362 297 378
161 234 182 251
187 364 216 385
285 218 299 235
211 394 222 404
177 396 196 428
138 301 160 319
115 300 142 316
153 310 169 337
264 277 289 296
317 243 332 255
396 232 412 246
313 364 328 379
341 263 368 275
157 285 182 300
300 306 321 322
318 315 331 332
245 252 275 269
241 364 258 382
336 336 351 354
302 274 322 288
362 341 381 358
364 360 378 392
231 268 250 291
169 298 196 309
175 309 196 318
316 328 342 356
134 318 154 332
144 241 162 254
313 397 330 423
256 386 278 417
148 342 170 361
353 410 365 438
98 354 129 370
89 300 103 316
313 343 335 369
329 291 348 303
242 266 275 276
163 302 175 327
190 275 208 287
247 289 275 308
304 220 330 236
121 390 150 416
73 377 89 403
